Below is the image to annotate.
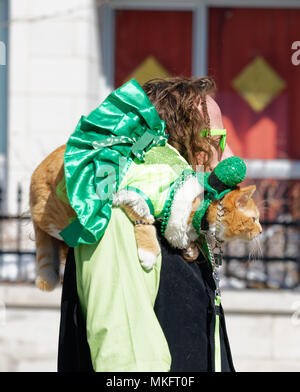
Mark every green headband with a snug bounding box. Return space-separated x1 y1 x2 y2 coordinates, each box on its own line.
200 129 227 152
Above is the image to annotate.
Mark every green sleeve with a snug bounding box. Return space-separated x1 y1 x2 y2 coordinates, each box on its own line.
74 207 171 372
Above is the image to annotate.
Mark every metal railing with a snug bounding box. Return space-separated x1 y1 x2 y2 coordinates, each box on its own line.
222 220 300 289
222 177 300 289
0 185 36 282
0 180 300 289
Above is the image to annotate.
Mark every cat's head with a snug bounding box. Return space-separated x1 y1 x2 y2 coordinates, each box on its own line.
206 185 262 242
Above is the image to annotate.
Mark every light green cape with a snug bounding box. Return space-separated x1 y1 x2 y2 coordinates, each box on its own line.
75 207 171 372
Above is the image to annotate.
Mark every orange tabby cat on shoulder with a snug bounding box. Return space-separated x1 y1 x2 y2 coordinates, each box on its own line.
30 144 261 291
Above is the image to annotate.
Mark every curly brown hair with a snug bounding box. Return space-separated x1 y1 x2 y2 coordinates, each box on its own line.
142 76 218 171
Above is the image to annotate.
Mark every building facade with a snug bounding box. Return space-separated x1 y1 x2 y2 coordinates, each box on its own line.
1 0 300 218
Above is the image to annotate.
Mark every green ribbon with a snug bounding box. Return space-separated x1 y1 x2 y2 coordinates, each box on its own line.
197 172 233 201
195 236 222 372
214 295 222 372
131 130 167 161
200 129 227 152
92 131 167 162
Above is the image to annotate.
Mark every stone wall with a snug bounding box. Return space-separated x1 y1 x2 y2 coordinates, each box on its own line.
0 285 60 371
222 290 300 372
1 285 300 372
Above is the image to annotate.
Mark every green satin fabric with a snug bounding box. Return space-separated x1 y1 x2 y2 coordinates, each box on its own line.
119 144 191 217
60 79 168 247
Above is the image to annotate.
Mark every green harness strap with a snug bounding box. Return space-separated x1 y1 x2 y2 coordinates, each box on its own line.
214 295 222 372
197 235 222 372
191 156 247 371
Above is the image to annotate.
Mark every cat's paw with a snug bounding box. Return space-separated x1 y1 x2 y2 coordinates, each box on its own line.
138 249 158 270
35 268 60 291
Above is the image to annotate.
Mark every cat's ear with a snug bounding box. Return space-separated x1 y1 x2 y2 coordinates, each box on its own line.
235 185 256 208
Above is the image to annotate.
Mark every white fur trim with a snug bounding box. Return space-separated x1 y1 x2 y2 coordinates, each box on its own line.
164 176 204 249
113 190 154 222
138 249 158 270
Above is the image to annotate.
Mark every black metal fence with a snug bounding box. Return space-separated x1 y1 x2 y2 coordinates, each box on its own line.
222 178 300 289
0 185 36 282
0 180 300 289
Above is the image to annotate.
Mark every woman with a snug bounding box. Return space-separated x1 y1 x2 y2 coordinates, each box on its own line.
57 77 235 372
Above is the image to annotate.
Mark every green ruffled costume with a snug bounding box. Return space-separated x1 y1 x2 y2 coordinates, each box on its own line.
60 79 168 247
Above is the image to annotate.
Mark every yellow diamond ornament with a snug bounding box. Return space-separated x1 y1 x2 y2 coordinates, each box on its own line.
124 56 171 86
232 57 286 112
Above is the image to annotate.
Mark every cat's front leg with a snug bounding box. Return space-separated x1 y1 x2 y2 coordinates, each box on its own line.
113 190 161 270
134 222 161 270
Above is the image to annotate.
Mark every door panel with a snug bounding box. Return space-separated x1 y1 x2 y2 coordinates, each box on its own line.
208 8 300 160
114 10 192 88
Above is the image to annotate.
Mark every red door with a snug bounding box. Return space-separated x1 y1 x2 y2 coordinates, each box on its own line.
208 8 300 160
114 10 193 88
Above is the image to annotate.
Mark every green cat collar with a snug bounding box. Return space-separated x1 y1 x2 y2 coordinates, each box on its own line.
192 156 247 235
200 129 227 152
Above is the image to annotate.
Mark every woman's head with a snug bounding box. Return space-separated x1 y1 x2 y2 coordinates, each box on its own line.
143 76 225 171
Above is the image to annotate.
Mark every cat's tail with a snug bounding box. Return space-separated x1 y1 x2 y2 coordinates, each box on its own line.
33 223 61 291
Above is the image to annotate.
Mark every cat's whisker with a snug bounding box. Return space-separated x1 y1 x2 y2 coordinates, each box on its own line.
248 236 263 262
